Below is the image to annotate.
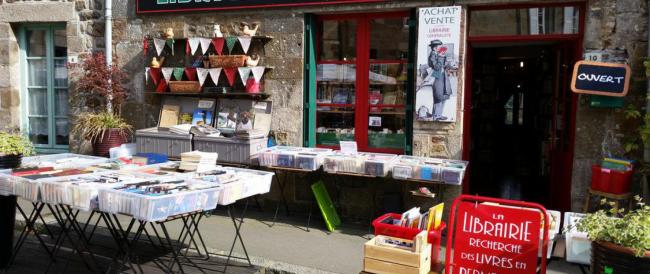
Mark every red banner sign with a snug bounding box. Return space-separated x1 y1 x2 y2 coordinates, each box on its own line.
449 200 543 274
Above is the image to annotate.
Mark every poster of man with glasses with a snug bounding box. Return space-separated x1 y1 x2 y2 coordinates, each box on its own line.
416 6 462 122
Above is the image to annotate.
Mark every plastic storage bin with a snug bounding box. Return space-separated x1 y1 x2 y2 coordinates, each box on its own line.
363 153 398 177
372 213 446 270
193 136 267 165
591 165 633 194
136 127 193 159
564 212 591 265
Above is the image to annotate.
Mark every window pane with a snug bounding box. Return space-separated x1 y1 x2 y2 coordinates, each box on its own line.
29 117 49 145
55 118 69 145
469 7 579 36
316 64 356 146
55 88 68 116
26 30 47 57
54 28 67 57
28 88 47 116
28 59 47 86
370 18 409 60
369 63 407 105
54 59 68 87
320 20 357 61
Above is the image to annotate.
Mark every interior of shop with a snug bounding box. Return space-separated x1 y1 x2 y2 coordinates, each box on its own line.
468 43 574 207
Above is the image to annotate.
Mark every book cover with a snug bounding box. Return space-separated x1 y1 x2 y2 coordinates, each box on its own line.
369 90 382 112
332 88 350 104
192 110 206 126
427 202 445 231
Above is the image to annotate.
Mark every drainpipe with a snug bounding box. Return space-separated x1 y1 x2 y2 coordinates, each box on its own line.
105 0 113 113
645 0 650 200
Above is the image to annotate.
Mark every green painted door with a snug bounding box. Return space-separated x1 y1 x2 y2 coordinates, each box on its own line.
19 25 69 153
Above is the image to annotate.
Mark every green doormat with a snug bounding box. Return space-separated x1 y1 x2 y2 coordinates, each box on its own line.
311 181 341 232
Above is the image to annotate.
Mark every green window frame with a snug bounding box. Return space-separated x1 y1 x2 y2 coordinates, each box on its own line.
18 24 70 154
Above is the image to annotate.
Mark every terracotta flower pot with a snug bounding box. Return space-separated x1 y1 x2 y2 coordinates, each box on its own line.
591 241 650 274
92 128 129 157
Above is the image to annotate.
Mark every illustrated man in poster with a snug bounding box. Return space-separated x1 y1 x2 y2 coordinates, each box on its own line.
427 39 457 121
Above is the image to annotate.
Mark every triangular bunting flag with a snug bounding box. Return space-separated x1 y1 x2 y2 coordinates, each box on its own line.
208 68 222 85
196 68 210 87
188 38 200 55
211 38 225 55
172 67 184 81
238 37 252 54
161 67 174 83
238 67 252 87
225 37 238 54
166 39 175 56
224 68 237 86
149 67 162 85
251 66 266 83
145 67 150 85
156 80 168 93
200 38 212 55
184 68 197 81
153 38 166 56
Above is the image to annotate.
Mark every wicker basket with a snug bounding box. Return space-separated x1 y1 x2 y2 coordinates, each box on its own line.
209 55 247 68
169 81 201 93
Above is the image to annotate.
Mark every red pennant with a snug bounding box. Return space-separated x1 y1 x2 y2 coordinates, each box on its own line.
143 38 148 53
184 68 197 81
224 68 237 86
149 67 162 85
155 80 168 93
212 38 225 56
186 40 190 55
245 78 260 93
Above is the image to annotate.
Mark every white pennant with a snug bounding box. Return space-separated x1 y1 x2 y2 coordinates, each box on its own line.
161 67 174 83
238 67 252 86
196 68 210 87
238 37 252 54
153 38 166 56
145 67 150 84
208 68 222 85
251 66 265 83
200 38 212 55
188 38 200 55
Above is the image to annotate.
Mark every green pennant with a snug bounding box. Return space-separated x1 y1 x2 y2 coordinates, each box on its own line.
225 36 238 54
166 39 175 55
172 67 184 81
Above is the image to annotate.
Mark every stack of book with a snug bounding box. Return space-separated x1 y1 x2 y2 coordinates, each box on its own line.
179 151 219 172
169 124 193 135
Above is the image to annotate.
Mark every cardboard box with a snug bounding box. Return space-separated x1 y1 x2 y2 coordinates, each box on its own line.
363 233 431 274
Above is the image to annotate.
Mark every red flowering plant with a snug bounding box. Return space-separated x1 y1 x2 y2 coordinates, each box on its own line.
70 51 128 114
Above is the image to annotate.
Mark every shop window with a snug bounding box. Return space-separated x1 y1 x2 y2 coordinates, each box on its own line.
19 25 69 153
469 6 580 36
315 13 410 154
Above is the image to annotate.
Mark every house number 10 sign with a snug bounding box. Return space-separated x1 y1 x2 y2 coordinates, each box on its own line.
446 195 549 274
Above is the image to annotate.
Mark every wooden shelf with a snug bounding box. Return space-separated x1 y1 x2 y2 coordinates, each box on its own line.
317 110 355 114
369 111 406 115
145 91 270 100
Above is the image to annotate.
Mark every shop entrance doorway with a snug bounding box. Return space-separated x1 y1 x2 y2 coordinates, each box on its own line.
466 42 578 210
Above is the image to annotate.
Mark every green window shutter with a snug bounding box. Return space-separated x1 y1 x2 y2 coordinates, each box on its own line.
303 14 317 148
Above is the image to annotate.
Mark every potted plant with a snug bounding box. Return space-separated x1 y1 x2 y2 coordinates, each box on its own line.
0 131 34 169
70 51 131 157
575 197 650 273
0 131 33 269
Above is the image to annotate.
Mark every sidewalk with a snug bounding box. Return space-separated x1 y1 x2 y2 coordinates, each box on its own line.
14 199 587 274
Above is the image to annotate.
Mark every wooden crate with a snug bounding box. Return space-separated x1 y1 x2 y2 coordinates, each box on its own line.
363 232 431 274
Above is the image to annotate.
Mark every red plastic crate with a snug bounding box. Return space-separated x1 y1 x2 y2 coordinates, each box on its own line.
372 213 446 270
591 165 633 194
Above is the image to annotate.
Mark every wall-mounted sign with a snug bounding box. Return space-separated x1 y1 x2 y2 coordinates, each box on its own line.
415 6 462 123
571 61 631 97
446 195 550 274
137 0 386 14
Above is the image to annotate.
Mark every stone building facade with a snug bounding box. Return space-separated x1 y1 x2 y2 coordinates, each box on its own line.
0 0 647 220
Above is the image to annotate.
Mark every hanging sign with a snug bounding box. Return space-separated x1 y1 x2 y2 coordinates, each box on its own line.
571 61 631 97
415 6 462 123
446 195 549 274
137 0 386 14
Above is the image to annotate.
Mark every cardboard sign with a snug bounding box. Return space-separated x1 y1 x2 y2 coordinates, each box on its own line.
339 141 358 155
449 202 541 274
571 61 631 97
137 0 385 14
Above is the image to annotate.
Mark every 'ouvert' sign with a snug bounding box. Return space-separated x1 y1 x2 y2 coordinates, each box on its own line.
571 60 631 97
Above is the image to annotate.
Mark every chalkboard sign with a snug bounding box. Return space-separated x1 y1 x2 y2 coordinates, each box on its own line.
137 0 386 14
570 61 631 97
